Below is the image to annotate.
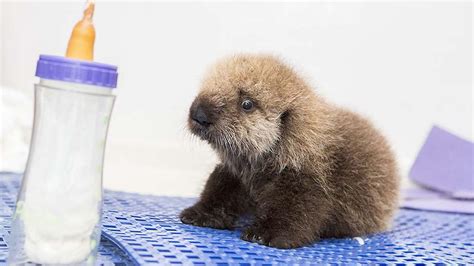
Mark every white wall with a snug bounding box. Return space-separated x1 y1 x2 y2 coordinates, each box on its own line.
1 1 472 196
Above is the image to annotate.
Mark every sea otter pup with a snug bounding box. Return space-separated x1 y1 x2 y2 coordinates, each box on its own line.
180 54 400 249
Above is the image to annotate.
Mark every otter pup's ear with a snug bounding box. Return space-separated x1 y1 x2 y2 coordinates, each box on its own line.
280 110 290 125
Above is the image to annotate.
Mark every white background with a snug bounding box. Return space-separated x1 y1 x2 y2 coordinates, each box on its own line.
1 1 472 196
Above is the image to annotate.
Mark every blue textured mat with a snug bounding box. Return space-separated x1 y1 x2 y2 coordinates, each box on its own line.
1 173 473 265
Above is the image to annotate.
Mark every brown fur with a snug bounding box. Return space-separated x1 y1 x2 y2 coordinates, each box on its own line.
180 54 400 248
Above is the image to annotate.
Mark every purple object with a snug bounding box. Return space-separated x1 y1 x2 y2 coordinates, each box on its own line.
402 195 474 214
403 187 441 200
35 55 118 88
403 125 474 214
401 187 474 214
409 125 474 198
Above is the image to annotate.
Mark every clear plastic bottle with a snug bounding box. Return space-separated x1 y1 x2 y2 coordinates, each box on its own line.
8 55 118 265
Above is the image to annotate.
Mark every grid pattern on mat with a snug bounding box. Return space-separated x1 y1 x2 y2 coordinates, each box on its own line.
101 191 473 265
1 173 473 265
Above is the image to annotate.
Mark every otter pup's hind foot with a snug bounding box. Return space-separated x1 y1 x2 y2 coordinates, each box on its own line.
180 205 237 229
241 224 317 249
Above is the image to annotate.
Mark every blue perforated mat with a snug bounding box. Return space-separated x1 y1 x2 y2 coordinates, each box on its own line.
1 173 473 265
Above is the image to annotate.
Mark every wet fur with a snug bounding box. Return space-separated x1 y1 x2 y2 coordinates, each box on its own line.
180 55 400 248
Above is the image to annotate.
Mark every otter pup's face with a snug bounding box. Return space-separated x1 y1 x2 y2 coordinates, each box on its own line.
188 55 301 158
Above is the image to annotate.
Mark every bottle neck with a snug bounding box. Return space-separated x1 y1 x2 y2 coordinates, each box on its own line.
39 79 113 96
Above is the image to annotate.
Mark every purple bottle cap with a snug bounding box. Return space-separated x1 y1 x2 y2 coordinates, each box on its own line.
35 55 118 88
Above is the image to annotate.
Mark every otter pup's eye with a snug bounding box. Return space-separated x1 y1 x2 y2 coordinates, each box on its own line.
241 99 254 111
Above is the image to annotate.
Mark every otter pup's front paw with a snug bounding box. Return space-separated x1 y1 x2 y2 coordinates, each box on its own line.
180 205 236 229
241 225 312 249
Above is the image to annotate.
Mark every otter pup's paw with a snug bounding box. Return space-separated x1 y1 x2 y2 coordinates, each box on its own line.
180 205 236 229
241 225 311 249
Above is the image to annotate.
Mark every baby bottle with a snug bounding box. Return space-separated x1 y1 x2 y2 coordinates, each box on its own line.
8 1 118 265
7 56 117 265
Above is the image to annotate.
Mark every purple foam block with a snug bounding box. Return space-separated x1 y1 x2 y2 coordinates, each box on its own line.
409 125 474 198
402 187 441 200
402 196 474 214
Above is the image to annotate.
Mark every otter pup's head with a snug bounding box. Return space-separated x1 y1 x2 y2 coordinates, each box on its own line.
188 55 313 161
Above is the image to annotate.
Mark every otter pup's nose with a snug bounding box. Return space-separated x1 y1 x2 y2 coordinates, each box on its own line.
189 100 212 127
190 98 216 127
192 106 211 127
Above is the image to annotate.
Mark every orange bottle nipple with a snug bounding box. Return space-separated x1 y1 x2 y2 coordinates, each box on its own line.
66 0 95 61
